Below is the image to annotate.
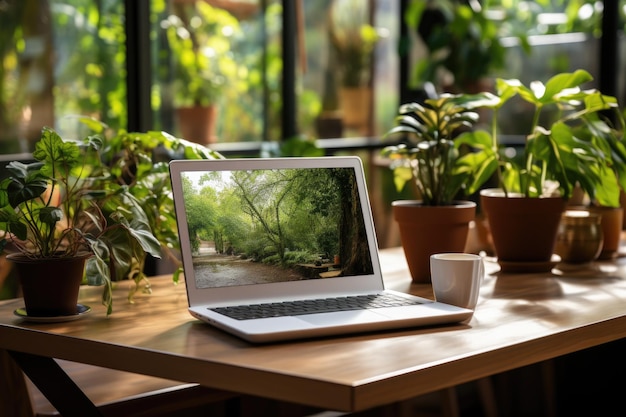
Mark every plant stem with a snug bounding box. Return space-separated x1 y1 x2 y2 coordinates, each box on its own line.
492 107 507 196
524 105 543 197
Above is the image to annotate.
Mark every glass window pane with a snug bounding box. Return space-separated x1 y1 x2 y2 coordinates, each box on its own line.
152 0 267 145
302 0 398 140
0 0 126 154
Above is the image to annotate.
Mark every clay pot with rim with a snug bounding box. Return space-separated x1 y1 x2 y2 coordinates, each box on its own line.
392 200 476 283
176 105 218 145
8 253 91 317
587 206 623 260
340 87 372 130
480 189 567 271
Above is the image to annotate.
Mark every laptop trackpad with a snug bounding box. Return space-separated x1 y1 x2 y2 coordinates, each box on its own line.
297 310 387 326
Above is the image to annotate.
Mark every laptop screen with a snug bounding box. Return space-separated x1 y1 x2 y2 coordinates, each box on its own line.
177 165 375 290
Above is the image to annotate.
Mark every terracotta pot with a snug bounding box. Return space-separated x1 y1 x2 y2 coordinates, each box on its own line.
176 105 218 145
480 189 567 265
392 200 476 283
8 253 91 317
587 206 623 260
619 190 626 230
339 87 371 129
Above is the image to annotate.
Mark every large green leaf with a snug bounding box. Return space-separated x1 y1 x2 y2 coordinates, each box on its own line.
3 162 48 208
33 127 81 178
541 69 592 103
38 206 63 227
582 92 618 113
591 166 620 207
85 240 110 286
111 191 162 258
7 219 27 240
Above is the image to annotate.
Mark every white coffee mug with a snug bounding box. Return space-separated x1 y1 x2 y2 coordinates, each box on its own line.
430 253 484 310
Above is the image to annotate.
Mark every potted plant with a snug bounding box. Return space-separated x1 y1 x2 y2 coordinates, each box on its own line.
162 1 244 144
83 116 223 282
405 0 527 94
316 27 344 139
381 93 496 282
0 126 162 317
329 0 380 131
456 69 626 271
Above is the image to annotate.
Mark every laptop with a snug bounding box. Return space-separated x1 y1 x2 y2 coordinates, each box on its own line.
169 156 472 343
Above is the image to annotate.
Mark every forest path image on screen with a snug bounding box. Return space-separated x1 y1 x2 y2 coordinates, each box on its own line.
181 167 373 289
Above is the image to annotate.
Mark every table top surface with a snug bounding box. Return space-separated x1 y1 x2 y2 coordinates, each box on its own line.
2 247 626 412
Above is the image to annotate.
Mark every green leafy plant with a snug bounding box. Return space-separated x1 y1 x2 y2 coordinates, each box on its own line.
0 127 162 315
0 116 223 314
457 69 626 206
77 116 223 284
161 1 244 107
405 0 525 92
329 0 380 87
381 93 497 205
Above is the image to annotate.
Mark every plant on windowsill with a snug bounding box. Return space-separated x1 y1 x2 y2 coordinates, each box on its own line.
162 1 244 144
456 69 626 271
405 0 525 94
328 0 381 131
380 93 496 282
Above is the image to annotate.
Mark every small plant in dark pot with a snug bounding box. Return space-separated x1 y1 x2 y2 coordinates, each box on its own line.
0 127 162 317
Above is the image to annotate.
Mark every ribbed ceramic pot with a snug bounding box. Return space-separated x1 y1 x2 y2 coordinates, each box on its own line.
554 210 603 263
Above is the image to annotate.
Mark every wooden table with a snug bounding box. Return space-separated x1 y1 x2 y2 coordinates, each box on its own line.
2 247 626 416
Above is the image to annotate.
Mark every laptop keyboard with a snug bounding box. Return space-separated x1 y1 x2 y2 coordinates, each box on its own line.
210 293 424 321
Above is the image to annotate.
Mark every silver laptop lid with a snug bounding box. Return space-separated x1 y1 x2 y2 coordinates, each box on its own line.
169 156 385 307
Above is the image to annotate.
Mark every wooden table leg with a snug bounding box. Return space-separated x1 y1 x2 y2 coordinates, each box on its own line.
8 350 104 417
1 349 34 417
